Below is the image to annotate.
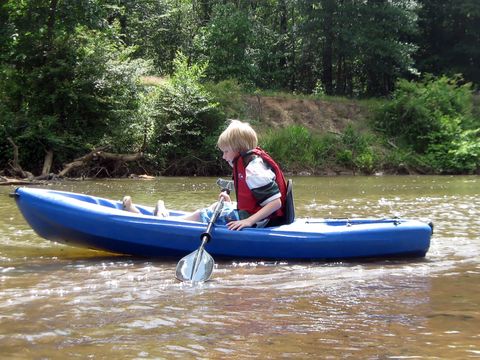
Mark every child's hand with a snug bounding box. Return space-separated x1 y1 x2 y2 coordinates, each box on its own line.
227 218 255 231
219 191 231 203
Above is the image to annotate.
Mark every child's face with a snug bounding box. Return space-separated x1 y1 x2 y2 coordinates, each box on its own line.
220 147 239 167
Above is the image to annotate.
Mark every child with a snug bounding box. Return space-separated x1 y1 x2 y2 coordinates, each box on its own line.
124 120 288 230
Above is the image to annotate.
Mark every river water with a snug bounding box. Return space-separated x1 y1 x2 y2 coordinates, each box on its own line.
0 176 479 359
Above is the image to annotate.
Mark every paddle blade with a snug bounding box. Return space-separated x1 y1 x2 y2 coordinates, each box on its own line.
175 248 214 282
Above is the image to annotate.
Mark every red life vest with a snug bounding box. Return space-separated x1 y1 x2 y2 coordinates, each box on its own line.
232 147 287 220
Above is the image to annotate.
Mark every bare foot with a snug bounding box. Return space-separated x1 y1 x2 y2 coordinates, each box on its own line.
153 200 169 217
122 196 141 214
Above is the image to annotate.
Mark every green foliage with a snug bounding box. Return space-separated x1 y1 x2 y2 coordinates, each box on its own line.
247 1 296 90
416 0 480 86
1 0 479 177
0 0 151 175
0 107 14 170
262 124 378 175
337 124 378 174
150 53 223 175
354 0 418 96
204 79 247 119
375 75 479 173
200 3 253 83
262 126 318 171
449 129 480 173
297 0 418 96
72 28 152 153
113 0 196 75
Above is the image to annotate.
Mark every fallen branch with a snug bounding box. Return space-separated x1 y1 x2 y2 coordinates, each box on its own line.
58 148 144 177
7 137 34 179
0 176 48 186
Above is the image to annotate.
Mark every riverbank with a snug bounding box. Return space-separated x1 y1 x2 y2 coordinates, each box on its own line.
0 94 380 180
2 91 478 180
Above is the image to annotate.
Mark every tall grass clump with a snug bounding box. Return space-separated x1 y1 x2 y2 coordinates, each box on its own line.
261 125 335 173
261 124 380 174
336 124 379 174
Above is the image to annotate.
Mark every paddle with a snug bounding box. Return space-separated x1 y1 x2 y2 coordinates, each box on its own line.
175 197 225 283
176 179 234 282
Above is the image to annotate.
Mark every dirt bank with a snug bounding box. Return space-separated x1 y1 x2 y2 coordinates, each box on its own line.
244 95 372 134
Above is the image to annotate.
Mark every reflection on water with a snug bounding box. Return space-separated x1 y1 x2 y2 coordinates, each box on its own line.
1 176 479 358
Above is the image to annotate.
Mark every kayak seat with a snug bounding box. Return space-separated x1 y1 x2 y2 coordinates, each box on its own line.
284 179 295 224
96 198 118 208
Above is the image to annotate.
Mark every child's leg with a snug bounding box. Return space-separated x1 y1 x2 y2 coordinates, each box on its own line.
181 209 202 222
183 201 238 224
180 201 218 222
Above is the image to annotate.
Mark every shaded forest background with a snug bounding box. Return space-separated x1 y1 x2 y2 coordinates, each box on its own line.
0 0 479 179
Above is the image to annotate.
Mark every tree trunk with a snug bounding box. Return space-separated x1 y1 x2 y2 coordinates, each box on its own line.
335 55 344 95
42 150 54 176
278 0 289 89
7 137 20 170
45 0 58 52
289 3 296 92
322 0 335 95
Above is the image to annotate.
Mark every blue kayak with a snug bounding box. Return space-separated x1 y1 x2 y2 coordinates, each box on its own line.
12 187 432 260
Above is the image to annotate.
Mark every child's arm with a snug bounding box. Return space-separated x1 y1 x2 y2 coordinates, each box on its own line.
227 198 281 231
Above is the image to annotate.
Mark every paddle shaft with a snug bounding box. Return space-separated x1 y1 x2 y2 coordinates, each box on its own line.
200 197 225 243
188 197 225 280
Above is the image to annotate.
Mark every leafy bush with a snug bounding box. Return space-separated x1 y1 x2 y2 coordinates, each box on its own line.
262 126 317 172
310 135 339 168
75 30 153 154
375 75 479 173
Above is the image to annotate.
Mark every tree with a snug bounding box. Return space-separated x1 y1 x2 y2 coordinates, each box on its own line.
150 53 223 175
201 3 253 82
0 0 151 176
107 0 198 75
297 0 418 96
356 0 418 96
416 0 480 86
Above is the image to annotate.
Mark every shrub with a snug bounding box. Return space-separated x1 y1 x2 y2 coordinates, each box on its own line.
262 125 317 172
204 79 246 119
375 75 479 173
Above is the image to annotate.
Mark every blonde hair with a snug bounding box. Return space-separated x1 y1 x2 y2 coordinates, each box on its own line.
217 120 258 152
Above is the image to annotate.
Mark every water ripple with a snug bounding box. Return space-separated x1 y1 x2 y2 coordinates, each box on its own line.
1 177 479 358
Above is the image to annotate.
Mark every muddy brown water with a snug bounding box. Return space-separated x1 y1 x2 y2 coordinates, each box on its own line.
1 176 479 359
